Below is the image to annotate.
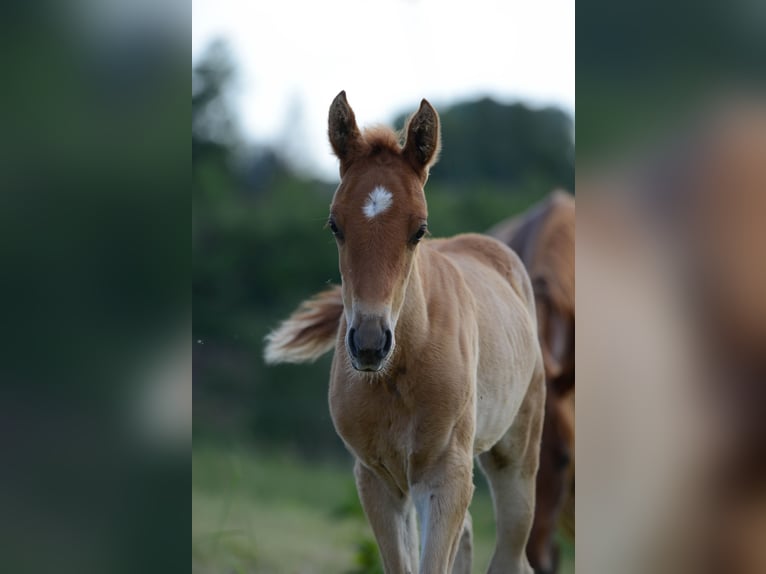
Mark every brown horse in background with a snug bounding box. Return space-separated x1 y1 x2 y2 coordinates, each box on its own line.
488 191 575 574
265 92 545 574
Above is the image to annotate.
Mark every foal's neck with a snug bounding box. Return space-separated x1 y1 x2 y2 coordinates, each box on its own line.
394 250 430 353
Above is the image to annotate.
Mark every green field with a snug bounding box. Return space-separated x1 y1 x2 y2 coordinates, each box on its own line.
193 444 573 573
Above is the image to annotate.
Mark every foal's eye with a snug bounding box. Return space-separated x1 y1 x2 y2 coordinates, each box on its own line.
327 218 343 240
411 224 428 245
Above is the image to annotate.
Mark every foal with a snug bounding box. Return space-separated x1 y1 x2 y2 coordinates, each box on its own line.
265 92 545 574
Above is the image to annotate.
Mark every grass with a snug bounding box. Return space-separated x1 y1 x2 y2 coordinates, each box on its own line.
192 443 573 573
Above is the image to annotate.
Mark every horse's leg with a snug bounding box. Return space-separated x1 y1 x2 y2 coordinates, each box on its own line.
451 510 473 574
354 460 417 574
478 367 546 574
406 504 419 570
413 456 474 574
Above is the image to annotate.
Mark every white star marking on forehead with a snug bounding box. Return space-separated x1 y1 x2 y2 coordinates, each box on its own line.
363 186 393 219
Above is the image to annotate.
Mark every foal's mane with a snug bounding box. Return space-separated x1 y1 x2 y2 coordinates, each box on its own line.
359 125 403 155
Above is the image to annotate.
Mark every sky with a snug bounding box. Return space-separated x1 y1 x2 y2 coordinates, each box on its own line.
192 0 575 181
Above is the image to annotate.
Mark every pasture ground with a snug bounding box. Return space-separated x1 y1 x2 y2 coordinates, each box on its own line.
193 444 574 574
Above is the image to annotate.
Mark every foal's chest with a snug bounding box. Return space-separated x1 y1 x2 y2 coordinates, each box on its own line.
329 371 416 491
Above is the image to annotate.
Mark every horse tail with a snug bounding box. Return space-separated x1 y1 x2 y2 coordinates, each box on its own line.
264 285 343 364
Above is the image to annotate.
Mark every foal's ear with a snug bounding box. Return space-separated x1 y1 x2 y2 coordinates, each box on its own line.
403 99 441 175
328 91 362 170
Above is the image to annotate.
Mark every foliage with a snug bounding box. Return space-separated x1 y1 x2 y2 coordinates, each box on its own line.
193 444 365 573
347 538 384 574
396 98 574 192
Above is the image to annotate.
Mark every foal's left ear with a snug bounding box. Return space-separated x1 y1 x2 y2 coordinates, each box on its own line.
403 99 441 176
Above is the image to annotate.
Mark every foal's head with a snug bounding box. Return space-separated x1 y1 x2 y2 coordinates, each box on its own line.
327 91 440 372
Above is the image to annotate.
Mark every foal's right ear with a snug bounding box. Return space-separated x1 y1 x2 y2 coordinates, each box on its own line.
328 91 362 172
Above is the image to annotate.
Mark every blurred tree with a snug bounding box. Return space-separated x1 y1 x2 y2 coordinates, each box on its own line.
192 42 342 454
193 40 238 152
396 98 574 192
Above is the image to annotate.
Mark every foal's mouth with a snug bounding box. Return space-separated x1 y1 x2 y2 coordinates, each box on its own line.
348 356 388 373
346 343 394 374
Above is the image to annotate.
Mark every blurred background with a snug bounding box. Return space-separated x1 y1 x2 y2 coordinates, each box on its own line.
192 1 574 572
0 2 188 574
577 1 766 573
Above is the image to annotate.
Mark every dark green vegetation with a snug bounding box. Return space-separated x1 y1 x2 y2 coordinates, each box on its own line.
193 41 574 572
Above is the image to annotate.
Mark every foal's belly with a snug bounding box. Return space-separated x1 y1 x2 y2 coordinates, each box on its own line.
468 278 539 454
473 376 525 454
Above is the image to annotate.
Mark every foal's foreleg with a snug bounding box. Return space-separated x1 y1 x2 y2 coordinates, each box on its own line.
451 511 473 574
354 460 418 574
412 456 474 574
479 368 546 574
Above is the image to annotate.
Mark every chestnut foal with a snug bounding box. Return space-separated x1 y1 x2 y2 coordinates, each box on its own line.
266 92 544 574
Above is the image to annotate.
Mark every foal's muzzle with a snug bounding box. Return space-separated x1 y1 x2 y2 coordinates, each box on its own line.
347 317 393 372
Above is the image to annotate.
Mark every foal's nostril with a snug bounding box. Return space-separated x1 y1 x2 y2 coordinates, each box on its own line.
347 327 358 357
382 328 393 355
